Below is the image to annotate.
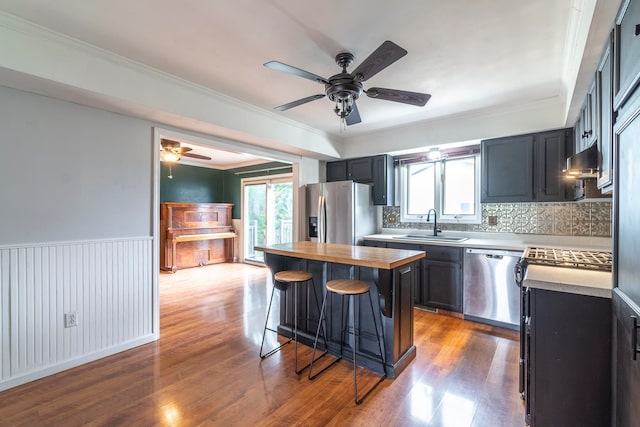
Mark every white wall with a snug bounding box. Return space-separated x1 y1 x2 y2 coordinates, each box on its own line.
0 87 156 391
0 86 153 244
0 85 323 391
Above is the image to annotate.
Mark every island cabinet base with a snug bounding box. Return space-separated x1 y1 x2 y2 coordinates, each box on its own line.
263 253 417 379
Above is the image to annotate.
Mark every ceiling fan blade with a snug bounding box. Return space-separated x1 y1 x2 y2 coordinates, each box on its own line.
345 102 361 126
275 94 325 111
366 87 431 106
178 147 193 154
264 61 329 84
351 41 407 82
182 152 212 160
160 138 180 149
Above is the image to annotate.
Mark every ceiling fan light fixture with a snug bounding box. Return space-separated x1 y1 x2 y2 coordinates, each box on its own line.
160 150 181 163
334 95 355 119
426 148 442 160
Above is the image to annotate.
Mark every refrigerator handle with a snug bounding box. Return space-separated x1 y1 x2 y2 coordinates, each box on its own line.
318 195 326 243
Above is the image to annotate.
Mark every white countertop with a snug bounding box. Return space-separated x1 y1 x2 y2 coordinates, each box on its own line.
366 231 613 298
364 231 612 252
523 264 612 298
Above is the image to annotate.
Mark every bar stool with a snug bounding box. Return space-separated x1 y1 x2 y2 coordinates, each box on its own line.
259 270 327 374
308 278 387 405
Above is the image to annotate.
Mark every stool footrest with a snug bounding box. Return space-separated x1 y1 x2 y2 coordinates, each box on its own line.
355 373 387 405
296 349 329 375
260 338 292 359
308 355 342 380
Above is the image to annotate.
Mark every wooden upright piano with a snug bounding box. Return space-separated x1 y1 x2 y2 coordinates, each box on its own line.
160 202 236 272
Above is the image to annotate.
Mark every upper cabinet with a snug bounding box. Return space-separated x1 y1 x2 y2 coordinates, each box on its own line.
347 157 374 181
597 34 614 192
481 134 535 202
481 129 570 203
326 160 347 182
572 29 616 193
535 130 572 201
614 0 640 111
326 154 394 206
372 155 394 206
575 81 598 152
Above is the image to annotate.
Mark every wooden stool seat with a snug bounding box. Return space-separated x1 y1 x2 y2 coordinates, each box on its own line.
274 270 313 283
326 279 370 295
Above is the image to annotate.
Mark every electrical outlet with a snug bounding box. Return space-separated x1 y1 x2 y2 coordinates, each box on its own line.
488 215 498 226
64 312 78 328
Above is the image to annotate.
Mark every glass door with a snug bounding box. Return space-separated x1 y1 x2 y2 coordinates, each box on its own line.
243 176 293 264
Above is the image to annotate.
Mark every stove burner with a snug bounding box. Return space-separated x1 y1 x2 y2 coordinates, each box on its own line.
523 247 612 272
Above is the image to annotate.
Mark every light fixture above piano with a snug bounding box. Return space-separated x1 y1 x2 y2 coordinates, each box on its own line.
160 139 212 163
160 149 181 163
160 139 213 179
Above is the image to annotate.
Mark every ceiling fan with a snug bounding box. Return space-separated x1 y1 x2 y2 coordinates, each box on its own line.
160 139 212 163
264 40 431 126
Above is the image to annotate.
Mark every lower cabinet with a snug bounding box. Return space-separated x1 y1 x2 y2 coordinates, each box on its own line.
612 290 640 426
380 240 463 313
527 288 611 426
421 260 462 312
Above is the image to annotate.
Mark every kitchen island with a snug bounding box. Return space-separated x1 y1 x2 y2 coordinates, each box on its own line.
255 241 425 378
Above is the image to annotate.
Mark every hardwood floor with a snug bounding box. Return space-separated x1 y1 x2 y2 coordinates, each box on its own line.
0 263 525 426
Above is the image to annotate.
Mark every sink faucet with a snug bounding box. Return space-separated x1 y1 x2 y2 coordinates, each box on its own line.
426 208 439 236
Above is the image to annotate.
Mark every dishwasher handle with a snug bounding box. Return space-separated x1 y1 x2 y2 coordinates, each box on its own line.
465 248 523 258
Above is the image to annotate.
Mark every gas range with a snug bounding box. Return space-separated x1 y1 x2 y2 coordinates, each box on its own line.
522 247 612 272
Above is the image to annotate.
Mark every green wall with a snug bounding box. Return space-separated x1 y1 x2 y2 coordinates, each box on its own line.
160 162 225 203
160 161 292 219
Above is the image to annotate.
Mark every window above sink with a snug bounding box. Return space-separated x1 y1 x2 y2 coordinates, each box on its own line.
398 146 481 225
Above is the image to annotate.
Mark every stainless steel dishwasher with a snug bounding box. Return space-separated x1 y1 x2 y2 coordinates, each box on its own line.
463 248 523 330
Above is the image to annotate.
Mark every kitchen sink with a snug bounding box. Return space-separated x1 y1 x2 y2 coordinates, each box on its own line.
392 235 469 243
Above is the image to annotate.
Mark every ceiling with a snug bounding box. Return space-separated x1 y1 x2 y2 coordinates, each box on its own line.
0 0 621 161
168 140 270 169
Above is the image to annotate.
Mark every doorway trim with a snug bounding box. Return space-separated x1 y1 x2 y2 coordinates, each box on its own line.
152 126 301 333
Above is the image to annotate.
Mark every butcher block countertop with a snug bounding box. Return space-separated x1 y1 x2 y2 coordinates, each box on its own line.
254 241 425 270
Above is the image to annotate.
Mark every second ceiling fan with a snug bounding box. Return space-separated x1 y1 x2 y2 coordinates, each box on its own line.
160 139 212 162
264 40 431 126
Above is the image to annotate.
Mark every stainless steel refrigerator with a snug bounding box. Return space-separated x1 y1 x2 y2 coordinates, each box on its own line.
306 181 376 245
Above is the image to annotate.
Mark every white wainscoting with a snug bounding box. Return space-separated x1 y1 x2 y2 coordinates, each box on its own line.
0 237 156 391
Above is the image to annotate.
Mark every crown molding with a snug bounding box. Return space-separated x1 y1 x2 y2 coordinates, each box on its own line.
0 11 343 159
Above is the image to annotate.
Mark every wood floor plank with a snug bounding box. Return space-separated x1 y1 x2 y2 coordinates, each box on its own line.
0 263 525 426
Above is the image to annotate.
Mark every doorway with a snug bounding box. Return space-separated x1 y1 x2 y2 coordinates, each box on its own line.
243 175 293 264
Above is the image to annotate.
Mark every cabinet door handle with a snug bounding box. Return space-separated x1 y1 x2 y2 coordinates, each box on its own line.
632 316 640 361
635 24 640 37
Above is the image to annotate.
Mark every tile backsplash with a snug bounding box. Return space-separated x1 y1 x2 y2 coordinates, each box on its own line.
382 201 612 237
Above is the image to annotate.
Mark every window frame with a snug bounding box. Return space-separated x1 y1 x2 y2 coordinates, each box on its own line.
399 153 481 224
